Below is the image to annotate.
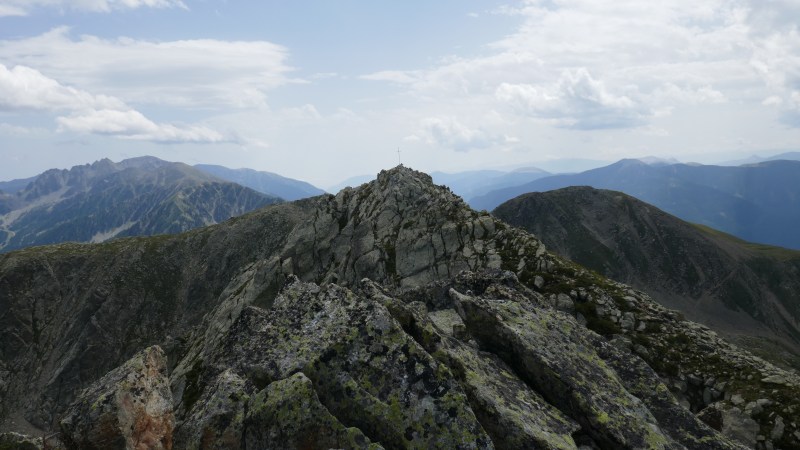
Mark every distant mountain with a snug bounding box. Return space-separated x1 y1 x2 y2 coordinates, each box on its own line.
326 174 374 193
431 167 550 202
0 175 37 194
720 151 800 166
473 159 800 249
520 158 611 174
494 186 800 370
635 156 681 166
0 157 280 253
194 164 325 201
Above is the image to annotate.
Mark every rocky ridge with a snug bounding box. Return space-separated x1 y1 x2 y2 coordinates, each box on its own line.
492 186 800 370
1 166 798 449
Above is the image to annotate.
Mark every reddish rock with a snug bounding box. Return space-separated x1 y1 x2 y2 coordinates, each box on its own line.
60 345 174 450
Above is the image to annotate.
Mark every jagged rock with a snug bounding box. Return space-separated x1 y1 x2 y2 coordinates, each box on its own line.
0 432 42 449
59 346 174 450
367 281 580 449
172 369 250 449
172 278 492 449
244 372 382 449
454 289 678 448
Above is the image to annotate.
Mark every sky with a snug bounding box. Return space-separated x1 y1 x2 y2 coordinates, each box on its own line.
1 0 799 188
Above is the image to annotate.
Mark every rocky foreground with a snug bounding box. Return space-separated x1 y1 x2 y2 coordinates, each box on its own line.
1 166 799 449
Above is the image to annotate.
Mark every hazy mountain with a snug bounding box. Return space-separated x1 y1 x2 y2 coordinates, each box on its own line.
0 175 37 194
494 186 800 370
522 157 611 174
720 151 800 166
194 164 325 201
0 157 280 253
431 167 551 201
326 174 374 193
1 166 797 449
636 156 682 166
473 159 800 249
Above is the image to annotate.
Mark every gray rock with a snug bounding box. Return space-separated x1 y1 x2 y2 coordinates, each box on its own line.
556 293 575 313
771 415 785 441
762 375 790 386
619 312 636 330
455 293 677 448
721 407 759 447
244 372 381 449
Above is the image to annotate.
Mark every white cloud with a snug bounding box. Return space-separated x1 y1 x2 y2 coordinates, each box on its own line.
0 64 125 111
419 117 511 152
360 70 421 84
762 96 783 106
0 63 231 144
280 104 322 121
0 0 186 16
56 109 227 143
362 0 800 131
0 27 293 109
496 69 645 129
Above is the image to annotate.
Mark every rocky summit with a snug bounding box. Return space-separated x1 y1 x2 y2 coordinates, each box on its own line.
1 166 799 449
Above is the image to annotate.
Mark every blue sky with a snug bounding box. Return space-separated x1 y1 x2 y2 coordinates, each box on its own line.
1 0 799 188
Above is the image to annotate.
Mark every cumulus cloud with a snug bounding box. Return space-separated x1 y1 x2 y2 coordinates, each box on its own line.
0 64 125 111
0 0 186 16
419 117 511 151
496 69 645 129
363 0 800 130
0 27 293 109
0 63 230 144
56 109 227 143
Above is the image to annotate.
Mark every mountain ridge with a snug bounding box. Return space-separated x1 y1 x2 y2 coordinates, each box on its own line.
472 159 800 249
194 163 326 200
0 157 280 253
0 166 796 449
493 186 800 370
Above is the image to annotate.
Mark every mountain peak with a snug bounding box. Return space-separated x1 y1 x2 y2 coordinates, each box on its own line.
375 164 434 187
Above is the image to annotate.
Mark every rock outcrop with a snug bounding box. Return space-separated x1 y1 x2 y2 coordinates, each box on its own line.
59 345 173 450
1 166 798 449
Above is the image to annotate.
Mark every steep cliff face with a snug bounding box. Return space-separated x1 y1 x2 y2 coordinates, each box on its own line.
493 187 800 370
1 166 798 449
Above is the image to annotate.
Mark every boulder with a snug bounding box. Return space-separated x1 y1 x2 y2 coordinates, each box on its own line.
59 346 173 450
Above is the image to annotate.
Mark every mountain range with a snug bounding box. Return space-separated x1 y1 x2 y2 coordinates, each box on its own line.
430 167 551 201
194 164 326 200
1 166 798 449
0 157 279 253
493 187 800 371
472 159 800 250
